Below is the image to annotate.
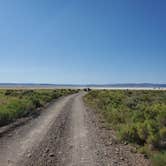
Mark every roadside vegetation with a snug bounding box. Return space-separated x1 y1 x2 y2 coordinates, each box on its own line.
0 89 78 127
84 90 166 166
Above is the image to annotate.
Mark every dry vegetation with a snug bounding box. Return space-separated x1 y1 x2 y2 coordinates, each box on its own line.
84 90 166 166
0 89 78 127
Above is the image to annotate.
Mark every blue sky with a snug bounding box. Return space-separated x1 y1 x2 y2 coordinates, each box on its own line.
0 0 166 84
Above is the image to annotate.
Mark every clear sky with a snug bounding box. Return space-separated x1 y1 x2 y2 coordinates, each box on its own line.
0 0 166 84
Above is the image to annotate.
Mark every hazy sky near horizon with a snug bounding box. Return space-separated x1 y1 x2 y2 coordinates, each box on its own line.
0 0 166 84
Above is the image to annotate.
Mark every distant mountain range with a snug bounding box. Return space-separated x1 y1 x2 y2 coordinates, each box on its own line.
0 83 166 88
87 83 166 88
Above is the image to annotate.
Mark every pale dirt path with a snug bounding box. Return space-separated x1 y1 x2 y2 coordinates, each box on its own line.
19 92 99 166
0 92 150 166
0 94 78 166
66 93 96 166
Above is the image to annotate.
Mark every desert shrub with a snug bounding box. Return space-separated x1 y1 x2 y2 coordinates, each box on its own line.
84 90 166 163
118 124 141 144
152 152 166 166
160 128 166 140
157 107 166 126
137 122 149 143
138 145 151 156
0 89 78 126
4 90 13 96
30 96 42 108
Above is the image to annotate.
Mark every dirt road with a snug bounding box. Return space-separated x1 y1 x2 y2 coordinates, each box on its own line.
0 92 150 166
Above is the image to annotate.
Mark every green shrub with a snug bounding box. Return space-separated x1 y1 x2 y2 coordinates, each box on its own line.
137 122 148 143
152 152 166 166
0 89 78 126
160 128 166 139
84 90 166 163
4 90 13 96
118 124 142 144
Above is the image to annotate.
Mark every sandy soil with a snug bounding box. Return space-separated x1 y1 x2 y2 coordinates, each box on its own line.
0 92 150 166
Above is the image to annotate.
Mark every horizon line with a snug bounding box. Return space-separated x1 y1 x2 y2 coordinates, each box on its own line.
0 82 166 85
